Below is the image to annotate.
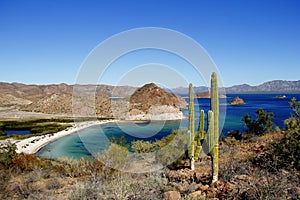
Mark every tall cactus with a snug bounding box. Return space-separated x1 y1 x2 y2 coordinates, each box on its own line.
210 72 219 182
195 110 205 161
188 83 195 170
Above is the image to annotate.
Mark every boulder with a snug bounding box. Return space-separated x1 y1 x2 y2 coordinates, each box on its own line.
189 190 206 199
164 191 181 200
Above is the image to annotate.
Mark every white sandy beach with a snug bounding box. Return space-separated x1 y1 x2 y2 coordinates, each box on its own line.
10 119 119 154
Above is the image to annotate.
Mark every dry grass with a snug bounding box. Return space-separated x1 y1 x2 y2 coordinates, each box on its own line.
0 131 299 199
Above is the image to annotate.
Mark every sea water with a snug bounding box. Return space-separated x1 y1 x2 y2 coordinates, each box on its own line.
37 94 300 159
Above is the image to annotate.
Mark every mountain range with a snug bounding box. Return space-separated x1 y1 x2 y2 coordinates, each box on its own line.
0 80 299 105
0 80 299 119
171 80 300 95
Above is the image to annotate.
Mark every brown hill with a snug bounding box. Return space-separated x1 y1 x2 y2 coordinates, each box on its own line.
22 93 112 117
0 82 136 103
0 94 32 107
129 83 187 114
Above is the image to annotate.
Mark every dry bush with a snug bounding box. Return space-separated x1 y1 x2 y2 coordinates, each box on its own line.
69 169 167 200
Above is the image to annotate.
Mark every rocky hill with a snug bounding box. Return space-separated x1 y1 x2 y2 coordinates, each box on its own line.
226 80 300 94
128 83 187 120
22 93 112 117
0 82 136 102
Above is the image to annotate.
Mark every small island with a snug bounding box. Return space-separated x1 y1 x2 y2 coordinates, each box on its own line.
229 96 245 105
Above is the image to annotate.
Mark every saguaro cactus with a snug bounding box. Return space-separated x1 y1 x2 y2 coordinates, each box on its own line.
195 110 205 161
210 72 219 182
188 83 195 170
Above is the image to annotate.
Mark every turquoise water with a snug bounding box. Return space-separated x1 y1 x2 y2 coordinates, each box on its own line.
37 94 300 159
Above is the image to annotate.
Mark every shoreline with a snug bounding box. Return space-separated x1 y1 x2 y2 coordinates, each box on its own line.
12 119 119 154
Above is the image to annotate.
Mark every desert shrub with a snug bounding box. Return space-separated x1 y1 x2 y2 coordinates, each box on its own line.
130 130 188 168
272 98 300 170
56 157 97 178
95 143 128 170
131 140 157 153
69 170 166 200
242 108 275 135
156 130 189 168
46 178 62 190
12 153 39 171
109 134 128 148
0 142 18 168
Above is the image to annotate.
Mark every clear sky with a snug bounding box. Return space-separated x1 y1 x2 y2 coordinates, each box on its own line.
0 0 299 87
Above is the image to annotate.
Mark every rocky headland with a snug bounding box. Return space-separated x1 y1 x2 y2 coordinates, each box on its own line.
128 83 187 120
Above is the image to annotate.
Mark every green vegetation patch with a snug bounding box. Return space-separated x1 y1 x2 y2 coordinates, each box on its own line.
0 118 73 140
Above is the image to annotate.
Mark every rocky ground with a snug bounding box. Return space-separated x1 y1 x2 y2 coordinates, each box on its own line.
1 131 299 199
163 131 300 199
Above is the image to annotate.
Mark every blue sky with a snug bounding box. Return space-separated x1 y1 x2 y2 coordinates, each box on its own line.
0 0 299 87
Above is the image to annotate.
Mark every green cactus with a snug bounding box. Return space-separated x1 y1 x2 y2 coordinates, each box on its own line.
195 110 205 161
210 72 219 182
188 83 195 170
187 72 219 177
207 110 214 153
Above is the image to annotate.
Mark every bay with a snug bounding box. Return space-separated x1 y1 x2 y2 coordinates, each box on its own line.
37 94 300 159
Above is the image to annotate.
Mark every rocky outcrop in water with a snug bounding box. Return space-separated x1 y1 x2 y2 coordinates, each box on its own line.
229 97 245 105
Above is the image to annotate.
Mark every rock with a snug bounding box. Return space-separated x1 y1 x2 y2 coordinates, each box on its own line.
199 184 209 191
163 191 181 200
229 96 245 105
197 91 227 98
189 190 206 199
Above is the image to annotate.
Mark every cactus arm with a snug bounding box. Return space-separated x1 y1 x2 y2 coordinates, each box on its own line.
195 110 205 161
207 110 214 154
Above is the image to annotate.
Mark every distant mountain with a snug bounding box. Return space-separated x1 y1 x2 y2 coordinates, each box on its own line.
171 80 300 95
168 86 208 96
0 82 137 102
0 82 137 117
226 80 300 94
0 79 299 109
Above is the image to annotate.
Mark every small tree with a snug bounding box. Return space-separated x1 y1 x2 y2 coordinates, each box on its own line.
273 98 300 170
242 108 274 135
0 142 18 168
